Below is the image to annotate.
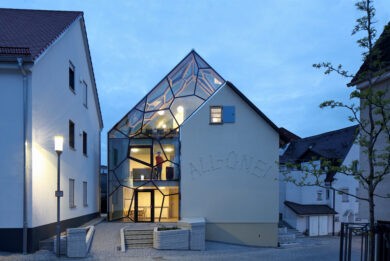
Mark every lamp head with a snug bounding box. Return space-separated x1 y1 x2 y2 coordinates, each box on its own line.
54 136 64 153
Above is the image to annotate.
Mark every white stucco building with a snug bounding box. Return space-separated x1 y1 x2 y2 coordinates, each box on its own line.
0 9 103 252
108 50 280 247
279 125 364 236
347 21 390 223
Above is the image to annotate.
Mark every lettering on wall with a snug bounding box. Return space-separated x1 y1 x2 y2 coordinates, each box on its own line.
187 151 274 180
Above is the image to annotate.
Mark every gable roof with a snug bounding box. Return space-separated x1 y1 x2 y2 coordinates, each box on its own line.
284 201 337 215
109 51 279 137
279 127 301 144
109 50 226 137
280 125 358 164
0 8 103 129
349 21 390 86
0 8 82 60
225 81 279 133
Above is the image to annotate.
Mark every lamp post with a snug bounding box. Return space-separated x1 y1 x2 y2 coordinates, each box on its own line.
54 136 63 257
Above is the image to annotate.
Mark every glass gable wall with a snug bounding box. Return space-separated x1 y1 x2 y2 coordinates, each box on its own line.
108 50 225 221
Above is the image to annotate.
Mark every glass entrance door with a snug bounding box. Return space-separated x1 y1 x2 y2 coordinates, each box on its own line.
135 190 154 222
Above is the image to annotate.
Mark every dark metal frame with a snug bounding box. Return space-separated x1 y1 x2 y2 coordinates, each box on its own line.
107 50 225 222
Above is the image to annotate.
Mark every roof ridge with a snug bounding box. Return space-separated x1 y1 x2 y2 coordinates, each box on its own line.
297 124 358 142
0 7 83 14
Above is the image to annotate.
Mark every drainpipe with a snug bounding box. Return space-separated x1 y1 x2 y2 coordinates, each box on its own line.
17 58 28 254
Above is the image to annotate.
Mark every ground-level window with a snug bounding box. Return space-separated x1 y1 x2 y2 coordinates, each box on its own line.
69 120 75 149
69 179 75 208
341 188 349 202
210 106 222 124
83 181 88 206
317 190 323 201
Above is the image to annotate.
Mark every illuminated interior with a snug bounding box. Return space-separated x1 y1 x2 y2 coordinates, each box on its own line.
107 50 225 222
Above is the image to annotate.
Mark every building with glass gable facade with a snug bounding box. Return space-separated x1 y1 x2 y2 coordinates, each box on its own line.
108 51 280 246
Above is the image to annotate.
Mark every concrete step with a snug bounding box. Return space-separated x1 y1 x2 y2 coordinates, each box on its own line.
127 243 153 248
278 233 296 244
39 239 54 251
124 229 153 249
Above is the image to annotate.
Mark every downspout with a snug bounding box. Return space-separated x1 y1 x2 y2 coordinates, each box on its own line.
17 58 28 254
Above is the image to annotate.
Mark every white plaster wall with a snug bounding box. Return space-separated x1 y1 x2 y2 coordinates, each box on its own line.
332 143 362 231
357 79 390 221
283 206 297 230
0 69 29 228
180 85 279 223
30 19 101 227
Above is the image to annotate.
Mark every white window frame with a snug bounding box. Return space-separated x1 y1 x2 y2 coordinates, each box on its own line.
317 190 323 201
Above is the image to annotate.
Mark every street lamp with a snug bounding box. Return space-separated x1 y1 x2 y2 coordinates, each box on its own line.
54 136 63 257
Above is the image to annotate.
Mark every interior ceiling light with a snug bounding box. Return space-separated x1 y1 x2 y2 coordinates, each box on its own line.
158 110 165 115
177 106 184 113
131 148 140 152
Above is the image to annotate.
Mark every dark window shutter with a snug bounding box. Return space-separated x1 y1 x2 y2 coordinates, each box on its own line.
222 106 235 123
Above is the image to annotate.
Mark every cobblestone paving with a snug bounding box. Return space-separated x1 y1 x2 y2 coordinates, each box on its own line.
0 221 361 261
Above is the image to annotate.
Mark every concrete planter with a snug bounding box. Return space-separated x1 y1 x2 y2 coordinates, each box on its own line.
178 218 206 250
153 227 190 250
66 225 95 257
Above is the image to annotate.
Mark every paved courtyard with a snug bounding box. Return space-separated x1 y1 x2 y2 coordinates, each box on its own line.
0 221 361 261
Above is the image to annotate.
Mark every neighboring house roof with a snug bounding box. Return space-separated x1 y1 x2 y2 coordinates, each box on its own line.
279 127 301 145
0 8 82 60
349 21 390 86
284 201 337 215
280 125 358 164
0 8 103 129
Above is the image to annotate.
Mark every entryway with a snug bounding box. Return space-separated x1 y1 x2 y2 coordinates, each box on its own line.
135 189 154 222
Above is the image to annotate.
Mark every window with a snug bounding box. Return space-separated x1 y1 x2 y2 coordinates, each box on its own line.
326 189 330 200
317 190 323 201
69 120 75 149
69 179 75 208
69 63 75 92
83 131 87 155
83 181 88 206
83 81 88 108
210 106 222 124
341 188 349 202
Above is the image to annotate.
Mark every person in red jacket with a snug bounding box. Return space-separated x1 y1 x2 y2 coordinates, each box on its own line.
155 151 164 180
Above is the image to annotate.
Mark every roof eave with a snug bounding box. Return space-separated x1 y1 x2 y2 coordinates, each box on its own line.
225 81 279 133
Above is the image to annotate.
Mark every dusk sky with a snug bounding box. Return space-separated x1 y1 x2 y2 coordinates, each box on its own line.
2 0 390 164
